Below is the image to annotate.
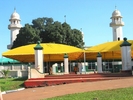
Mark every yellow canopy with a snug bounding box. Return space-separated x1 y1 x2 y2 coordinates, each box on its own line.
85 51 121 60
87 40 133 52
85 40 133 60
2 43 83 62
3 40 133 62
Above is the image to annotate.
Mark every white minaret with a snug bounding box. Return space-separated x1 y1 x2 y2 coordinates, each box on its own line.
110 8 124 41
80 28 84 42
7 8 22 49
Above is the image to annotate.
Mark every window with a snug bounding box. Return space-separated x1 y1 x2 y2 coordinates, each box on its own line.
88 62 96 69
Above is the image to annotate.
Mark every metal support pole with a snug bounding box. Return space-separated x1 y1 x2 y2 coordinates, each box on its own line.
84 50 86 74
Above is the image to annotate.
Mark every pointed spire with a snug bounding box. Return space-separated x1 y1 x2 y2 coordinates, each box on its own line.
64 15 66 23
115 5 117 10
14 7 16 12
80 28 82 32
80 28 83 35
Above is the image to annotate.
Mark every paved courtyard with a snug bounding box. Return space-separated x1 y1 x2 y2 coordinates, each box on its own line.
3 77 133 100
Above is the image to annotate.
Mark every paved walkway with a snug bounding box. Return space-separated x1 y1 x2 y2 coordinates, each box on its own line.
3 77 133 100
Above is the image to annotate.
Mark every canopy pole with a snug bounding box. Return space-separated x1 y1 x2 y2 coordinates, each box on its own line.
84 50 86 74
83 48 86 74
112 51 114 73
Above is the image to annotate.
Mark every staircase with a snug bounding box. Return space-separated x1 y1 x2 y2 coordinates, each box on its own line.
24 72 132 88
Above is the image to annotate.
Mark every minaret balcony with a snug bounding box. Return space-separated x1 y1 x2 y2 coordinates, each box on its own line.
110 22 124 27
8 24 22 29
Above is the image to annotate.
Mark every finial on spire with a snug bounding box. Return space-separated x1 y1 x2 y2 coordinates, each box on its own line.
115 5 117 10
64 15 66 23
14 7 16 12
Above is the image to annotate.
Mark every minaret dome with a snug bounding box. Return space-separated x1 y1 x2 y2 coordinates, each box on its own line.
112 10 121 17
10 9 21 21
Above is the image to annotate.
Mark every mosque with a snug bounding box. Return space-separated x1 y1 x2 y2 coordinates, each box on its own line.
6 8 125 49
0 8 132 78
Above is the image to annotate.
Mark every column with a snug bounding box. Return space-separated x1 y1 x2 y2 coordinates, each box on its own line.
64 53 69 74
17 70 22 77
34 41 44 73
11 65 14 70
97 52 103 73
21 64 24 70
28 63 31 79
52 63 57 74
120 38 132 71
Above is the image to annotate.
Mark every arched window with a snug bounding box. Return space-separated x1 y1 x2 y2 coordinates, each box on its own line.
118 37 120 41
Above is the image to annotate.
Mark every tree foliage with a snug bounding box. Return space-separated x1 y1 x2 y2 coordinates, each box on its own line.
12 17 84 49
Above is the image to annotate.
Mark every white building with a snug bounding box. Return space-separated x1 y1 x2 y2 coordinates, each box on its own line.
110 9 124 41
7 9 22 49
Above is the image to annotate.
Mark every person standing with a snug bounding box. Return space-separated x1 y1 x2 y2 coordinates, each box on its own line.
74 65 78 74
78 61 83 74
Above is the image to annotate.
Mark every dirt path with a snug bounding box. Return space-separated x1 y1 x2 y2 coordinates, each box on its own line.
3 77 133 100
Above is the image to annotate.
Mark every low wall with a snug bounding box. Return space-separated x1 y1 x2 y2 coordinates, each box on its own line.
0 70 28 78
9 70 28 77
30 68 45 78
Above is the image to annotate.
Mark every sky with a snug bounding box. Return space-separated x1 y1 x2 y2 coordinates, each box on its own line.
0 0 133 57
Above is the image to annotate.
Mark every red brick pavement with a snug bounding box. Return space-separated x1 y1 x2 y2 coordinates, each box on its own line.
3 77 133 100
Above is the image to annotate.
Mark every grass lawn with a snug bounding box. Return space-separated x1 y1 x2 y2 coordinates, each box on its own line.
0 77 27 91
45 87 133 100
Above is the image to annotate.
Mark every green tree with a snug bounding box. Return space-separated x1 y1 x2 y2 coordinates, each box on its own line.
12 17 84 49
71 29 84 48
12 24 41 48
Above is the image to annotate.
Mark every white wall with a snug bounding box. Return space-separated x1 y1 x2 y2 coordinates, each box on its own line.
0 64 28 77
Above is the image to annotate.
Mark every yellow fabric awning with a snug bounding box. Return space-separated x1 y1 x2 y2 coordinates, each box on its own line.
86 40 133 52
2 43 83 62
3 40 133 62
85 40 133 60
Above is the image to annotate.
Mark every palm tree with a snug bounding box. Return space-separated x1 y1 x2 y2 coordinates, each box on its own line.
0 69 10 79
